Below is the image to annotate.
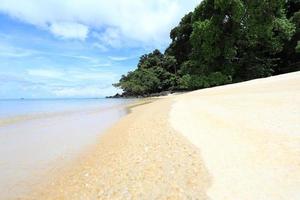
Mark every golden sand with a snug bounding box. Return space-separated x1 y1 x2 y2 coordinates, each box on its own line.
28 98 210 199
27 72 300 200
171 71 300 199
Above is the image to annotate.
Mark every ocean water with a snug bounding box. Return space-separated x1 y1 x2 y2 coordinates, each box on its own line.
0 98 133 199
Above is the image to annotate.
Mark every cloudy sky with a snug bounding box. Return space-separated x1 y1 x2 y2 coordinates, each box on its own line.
0 0 199 98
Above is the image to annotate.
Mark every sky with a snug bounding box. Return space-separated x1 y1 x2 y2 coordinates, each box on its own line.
0 0 199 98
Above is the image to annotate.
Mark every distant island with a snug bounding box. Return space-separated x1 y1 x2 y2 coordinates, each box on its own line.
112 0 300 97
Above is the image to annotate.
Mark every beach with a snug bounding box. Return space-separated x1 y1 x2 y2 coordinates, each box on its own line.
22 72 300 199
170 71 300 199
29 98 210 199
1 0 299 199
0 99 131 199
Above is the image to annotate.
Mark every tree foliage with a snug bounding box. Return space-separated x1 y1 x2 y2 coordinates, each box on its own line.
165 12 194 66
114 0 300 96
114 50 178 96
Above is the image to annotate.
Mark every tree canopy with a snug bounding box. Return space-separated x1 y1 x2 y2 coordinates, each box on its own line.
114 0 300 96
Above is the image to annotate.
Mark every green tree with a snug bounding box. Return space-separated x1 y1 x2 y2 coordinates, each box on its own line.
113 69 160 95
113 0 298 96
297 41 300 52
235 0 295 79
191 0 244 76
166 12 194 66
137 49 164 69
114 50 178 95
276 0 300 73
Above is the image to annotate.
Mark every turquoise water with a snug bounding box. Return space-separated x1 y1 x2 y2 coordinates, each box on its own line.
0 98 133 199
0 98 131 118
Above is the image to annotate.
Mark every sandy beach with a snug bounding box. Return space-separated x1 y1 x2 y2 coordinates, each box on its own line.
28 99 210 199
27 72 300 199
170 72 300 199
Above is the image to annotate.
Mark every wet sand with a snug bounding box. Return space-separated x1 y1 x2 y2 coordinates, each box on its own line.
27 72 300 199
28 98 210 199
0 100 130 200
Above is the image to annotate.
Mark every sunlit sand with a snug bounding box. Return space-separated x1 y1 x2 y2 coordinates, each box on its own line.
28 72 300 199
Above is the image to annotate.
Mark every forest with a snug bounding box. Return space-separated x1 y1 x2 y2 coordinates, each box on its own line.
113 0 300 96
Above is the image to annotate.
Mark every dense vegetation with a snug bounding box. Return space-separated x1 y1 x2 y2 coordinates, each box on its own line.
114 0 300 96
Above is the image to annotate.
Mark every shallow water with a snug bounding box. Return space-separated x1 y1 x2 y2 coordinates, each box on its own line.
0 98 132 199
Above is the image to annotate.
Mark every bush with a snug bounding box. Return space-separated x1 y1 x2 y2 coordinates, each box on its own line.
178 75 192 89
296 41 300 53
114 68 160 95
178 72 231 90
207 72 232 86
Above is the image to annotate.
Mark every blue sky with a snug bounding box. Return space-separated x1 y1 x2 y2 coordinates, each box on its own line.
0 0 199 98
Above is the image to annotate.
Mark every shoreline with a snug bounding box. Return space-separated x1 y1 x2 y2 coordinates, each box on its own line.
0 99 133 128
24 72 300 199
28 97 211 199
0 100 132 200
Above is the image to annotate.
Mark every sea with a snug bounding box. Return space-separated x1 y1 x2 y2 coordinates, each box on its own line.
0 98 133 199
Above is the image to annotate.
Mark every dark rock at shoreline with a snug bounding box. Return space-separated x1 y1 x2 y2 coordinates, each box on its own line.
106 91 175 99
106 93 123 98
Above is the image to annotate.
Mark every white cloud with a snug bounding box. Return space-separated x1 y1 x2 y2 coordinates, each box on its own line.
27 69 64 79
92 28 122 48
69 71 118 81
52 85 119 97
108 56 131 61
0 49 32 58
0 0 200 46
92 43 108 52
27 68 118 82
91 63 112 67
0 43 36 57
24 68 120 97
49 22 89 40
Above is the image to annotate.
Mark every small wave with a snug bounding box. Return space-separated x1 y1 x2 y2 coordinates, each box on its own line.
0 104 128 127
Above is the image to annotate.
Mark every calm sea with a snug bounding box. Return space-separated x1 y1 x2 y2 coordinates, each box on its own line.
0 98 133 199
